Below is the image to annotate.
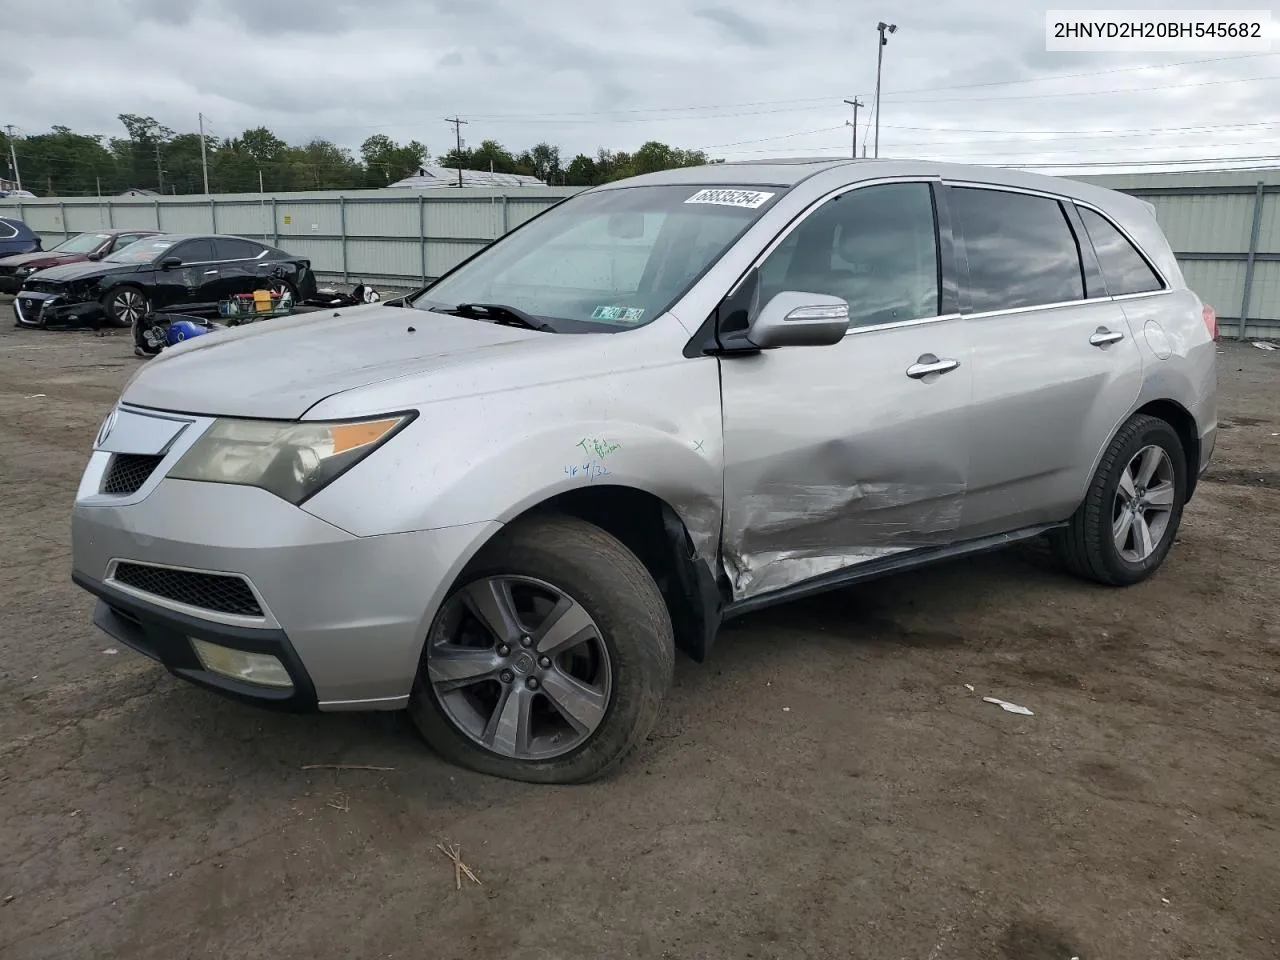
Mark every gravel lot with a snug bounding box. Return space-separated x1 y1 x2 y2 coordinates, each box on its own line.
2 304 1277 960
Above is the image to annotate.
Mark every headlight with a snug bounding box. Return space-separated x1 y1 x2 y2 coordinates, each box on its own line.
17 265 36 275
168 413 414 504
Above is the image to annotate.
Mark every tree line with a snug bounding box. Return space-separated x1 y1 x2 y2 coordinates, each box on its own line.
0 115 720 197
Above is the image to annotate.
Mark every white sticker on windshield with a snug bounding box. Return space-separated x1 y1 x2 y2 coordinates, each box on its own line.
684 188 775 209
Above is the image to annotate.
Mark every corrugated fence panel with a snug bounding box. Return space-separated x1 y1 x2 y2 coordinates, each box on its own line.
345 199 420 238
425 240 485 276
155 203 213 234
1178 258 1245 313
1247 261 1280 321
273 201 343 238
212 201 276 237
427 199 504 240
65 204 113 233
345 237 421 279
273 236 344 275
105 202 164 231
1255 193 1280 255
1146 194 1255 253
506 199 559 229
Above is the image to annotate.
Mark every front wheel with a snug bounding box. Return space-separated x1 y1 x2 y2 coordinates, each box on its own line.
1052 414 1187 586
103 286 149 328
409 515 675 784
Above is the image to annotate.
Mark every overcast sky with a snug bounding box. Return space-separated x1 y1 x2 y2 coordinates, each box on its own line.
4 0 1279 172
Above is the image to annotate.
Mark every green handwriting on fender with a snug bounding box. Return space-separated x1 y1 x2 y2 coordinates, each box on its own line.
576 438 621 459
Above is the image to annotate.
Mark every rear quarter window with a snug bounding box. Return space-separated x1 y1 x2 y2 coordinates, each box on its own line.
1076 206 1165 296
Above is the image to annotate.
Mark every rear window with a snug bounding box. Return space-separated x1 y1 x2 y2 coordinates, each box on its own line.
1076 206 1164 296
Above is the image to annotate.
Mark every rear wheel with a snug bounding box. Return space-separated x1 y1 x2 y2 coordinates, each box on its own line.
103 286 149 328
1052 414 1187 586
409 515 675 784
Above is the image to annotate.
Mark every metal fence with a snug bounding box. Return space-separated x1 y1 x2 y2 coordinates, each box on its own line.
0 187 581 286
4 172 1279 338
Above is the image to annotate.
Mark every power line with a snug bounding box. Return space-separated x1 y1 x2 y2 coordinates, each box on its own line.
884 72 1280 104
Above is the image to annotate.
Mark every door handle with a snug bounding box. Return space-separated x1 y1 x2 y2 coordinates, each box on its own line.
203 269 218 275
906 355 960 379
1089 328 1125 346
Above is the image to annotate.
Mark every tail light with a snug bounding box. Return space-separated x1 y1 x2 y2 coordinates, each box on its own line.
1202 304 1218 341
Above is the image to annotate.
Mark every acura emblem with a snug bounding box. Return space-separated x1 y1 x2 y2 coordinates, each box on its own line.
96 409 118 448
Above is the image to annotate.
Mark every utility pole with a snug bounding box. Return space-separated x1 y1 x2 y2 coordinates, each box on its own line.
843 98 863 159
199 112 210 195
874 21 897 159
259 169 264 193
4 124 20 190
154 140 164 194
444 116 468 187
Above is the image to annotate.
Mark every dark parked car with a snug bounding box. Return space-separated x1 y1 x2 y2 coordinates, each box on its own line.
0 216 41 259
0 228 163 294
14 234 318 329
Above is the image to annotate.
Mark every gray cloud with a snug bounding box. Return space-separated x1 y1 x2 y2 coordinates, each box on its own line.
4 0 1278 173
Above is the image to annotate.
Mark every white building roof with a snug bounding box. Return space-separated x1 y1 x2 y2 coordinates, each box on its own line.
388 165 545 189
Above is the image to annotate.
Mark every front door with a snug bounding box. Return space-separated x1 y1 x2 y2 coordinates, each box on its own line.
718 180 972 601
153 238 220 311
943 184 1145 537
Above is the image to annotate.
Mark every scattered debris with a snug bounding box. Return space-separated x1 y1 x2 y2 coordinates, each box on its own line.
25 394 45 399
437 842 482 890
407 326 416 333
782 707 791 712
964 683 976 692
3 895 12 905
300 763 394 772
1253 341 1277 351
69 809 81 817
983 696 1034 716
102 648 118 655
326 791 350 813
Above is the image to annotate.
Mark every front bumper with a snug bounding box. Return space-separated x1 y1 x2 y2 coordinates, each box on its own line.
75 571 319 711
71 406 498 709
14 290 104 328
0 273 27 295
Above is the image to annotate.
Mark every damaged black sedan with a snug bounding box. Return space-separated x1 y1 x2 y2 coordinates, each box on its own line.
14 234 317 329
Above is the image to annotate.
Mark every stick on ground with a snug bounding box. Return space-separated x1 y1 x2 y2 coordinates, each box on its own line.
437 842 482 889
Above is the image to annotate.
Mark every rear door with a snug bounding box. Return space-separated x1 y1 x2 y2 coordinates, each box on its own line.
212 237 270 302
946 183 1144 538
718 180 973 600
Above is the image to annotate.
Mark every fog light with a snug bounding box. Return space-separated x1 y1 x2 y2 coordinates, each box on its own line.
190 638 293 689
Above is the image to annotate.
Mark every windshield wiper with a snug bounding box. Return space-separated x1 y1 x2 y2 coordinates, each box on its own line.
444 302 556 332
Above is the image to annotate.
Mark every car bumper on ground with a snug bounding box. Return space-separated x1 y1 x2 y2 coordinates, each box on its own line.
14 290 105 328
71 411 498 710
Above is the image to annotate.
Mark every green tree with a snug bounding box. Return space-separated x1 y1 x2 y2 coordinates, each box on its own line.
359 134 427 187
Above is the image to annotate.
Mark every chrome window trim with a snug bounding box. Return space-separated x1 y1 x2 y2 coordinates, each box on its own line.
103 557 278 630
845 312 961 336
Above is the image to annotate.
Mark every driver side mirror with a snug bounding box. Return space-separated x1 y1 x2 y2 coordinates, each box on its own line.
87 251 103 261
160 256 182 269
744 291 850 349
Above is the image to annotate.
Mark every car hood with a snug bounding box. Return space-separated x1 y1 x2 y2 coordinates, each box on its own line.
28 260 140 283
0 251 86 270
121 303 562 419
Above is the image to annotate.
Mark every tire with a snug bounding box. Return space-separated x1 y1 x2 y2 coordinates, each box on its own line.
409 514 675 784
266 278 296 308
103 285 149 328
1052 414 1187 586
131 315 163 356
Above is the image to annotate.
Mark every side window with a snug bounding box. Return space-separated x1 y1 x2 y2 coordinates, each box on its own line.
1076 206 1164 295
171 239 216 263
112 233 148 250
214 238 265 261
757 182 940 328
949 187 1084 313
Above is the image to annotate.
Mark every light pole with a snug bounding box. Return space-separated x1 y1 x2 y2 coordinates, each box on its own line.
874 21 897 159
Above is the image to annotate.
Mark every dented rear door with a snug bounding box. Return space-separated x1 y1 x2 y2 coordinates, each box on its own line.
717 179 972 602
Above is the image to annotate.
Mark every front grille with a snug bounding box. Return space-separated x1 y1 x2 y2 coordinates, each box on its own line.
113 563 264 617
102 454 164 495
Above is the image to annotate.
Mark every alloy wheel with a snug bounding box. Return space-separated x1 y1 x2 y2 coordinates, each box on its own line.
1112 444 1176 563
113 289 147 324
426 575 613 761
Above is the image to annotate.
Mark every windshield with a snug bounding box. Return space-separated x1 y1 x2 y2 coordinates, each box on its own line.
106 236 177 264
51 232 111 255
411 184 785 332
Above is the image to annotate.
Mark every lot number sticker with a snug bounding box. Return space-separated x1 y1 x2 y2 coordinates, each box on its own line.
684 189 775 208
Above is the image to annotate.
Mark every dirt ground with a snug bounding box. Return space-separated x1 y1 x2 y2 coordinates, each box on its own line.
1 304 1277 960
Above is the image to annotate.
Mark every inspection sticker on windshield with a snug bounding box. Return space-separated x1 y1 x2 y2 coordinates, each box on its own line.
684 188 775 209
591 306 645 324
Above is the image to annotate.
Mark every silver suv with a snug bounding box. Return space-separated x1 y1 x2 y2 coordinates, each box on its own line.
71 159 1218 783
